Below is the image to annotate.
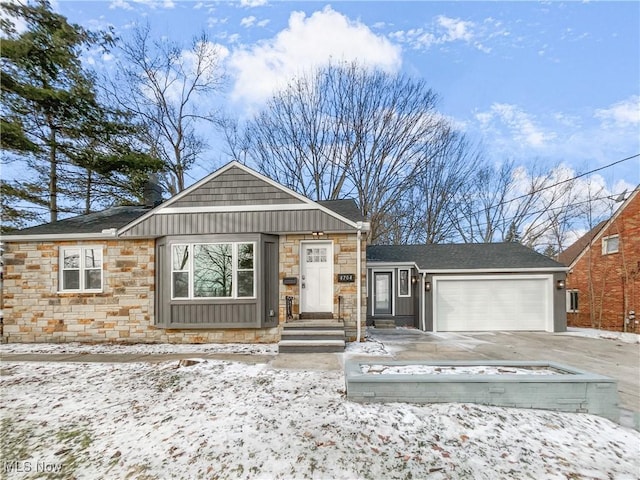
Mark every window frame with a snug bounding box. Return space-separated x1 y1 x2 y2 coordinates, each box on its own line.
602 235 619 255
170 241 256 300
566 290 579 313
398 268 411 298
59 246 104 293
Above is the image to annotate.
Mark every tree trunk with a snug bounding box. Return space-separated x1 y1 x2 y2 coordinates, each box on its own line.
85 169 92 214
48 124 58 223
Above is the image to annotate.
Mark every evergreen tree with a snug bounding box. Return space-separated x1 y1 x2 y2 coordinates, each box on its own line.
0 0 160 231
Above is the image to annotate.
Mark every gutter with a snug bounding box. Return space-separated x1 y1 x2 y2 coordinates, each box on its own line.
0 228 119 242
418 267 569 274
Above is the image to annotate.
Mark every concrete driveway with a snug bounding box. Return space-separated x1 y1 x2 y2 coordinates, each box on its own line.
362 328 640 416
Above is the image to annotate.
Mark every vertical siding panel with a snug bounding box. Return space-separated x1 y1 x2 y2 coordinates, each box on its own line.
123 205 356 236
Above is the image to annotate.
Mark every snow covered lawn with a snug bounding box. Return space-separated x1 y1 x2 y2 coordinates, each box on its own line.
2 358 639 479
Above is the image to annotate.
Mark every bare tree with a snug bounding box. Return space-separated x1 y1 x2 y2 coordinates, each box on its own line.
108 24 225 195
450 161 586 251
451 161 516 243
395 128 482 244
231 61 470 243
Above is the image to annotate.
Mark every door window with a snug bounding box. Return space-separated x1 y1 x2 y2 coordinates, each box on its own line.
374 272 392 314
306 247 328 263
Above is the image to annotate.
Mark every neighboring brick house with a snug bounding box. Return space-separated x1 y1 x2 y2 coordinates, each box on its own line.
1 162 369 346
558 187 639 333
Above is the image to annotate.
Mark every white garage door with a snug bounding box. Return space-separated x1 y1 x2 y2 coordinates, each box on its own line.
434 275 552 332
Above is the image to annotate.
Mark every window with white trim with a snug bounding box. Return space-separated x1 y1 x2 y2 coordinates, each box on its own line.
171 242 255 299
602 235 619 255
398 269 411 297
566 290 579 313
60 246 103 292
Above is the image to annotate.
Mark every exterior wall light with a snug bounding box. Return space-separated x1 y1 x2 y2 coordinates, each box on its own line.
311 231 324 236
556 279 566 290
411 276 419 285
425 281 431 292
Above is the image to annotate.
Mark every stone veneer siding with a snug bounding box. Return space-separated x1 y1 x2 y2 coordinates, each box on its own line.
279 233 367 341
2 240 279 343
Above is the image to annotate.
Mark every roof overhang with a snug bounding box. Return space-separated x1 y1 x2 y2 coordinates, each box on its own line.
367 261 420 269
419 267 569 274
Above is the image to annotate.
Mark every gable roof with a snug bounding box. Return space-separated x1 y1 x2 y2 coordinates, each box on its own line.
367 242 566 272
1 206 149 239
557 186 639 268
556 220 607 266
119 161 367 236
3 162 369 241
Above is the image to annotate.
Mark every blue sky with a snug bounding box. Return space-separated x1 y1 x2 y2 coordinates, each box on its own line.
44 1 640 192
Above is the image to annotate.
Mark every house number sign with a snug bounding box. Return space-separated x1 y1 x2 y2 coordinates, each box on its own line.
337 274 355 283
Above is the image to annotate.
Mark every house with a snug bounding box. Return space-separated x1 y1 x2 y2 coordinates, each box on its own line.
366 242 568 332
557 187 639 333
1 161 368 345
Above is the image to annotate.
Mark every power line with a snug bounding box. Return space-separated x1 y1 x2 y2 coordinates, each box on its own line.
469 153 639 216
463 189 631 232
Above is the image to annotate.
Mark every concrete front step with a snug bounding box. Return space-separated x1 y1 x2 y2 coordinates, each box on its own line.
299 312 334 320
279 320 346 353
281 330 345 341
284 321 345 329
374 319 396 329
278 339 346 354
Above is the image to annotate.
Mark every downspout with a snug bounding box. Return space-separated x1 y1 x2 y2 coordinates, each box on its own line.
420 273 426 332
356 223 362 343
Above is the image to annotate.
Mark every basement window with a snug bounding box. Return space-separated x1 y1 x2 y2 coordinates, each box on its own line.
602 235 619 255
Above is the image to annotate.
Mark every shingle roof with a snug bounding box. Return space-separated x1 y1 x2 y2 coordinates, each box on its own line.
3 206 150 236
317 199 365 223
556 220 607 266
367 242 566 271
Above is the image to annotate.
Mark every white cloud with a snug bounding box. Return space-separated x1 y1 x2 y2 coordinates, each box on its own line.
475 103 555 148
240 0 267 7
109 0 133 10
240 15 256 28
390 15 500 53
123 0 175 9
229 6 402 110
437 15 473 43
207 16 228 28
595 96 640 127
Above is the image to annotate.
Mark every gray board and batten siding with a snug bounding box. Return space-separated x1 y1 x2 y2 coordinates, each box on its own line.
120 166 359 238
155 234 280 330
367 266 420 327
137 163 361 329
120 210 357 238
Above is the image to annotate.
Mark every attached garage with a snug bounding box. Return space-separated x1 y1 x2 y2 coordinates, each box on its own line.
367 243 568 333
433 275 553 332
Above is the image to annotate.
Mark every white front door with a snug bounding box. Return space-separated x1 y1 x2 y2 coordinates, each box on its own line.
301 241 333 313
